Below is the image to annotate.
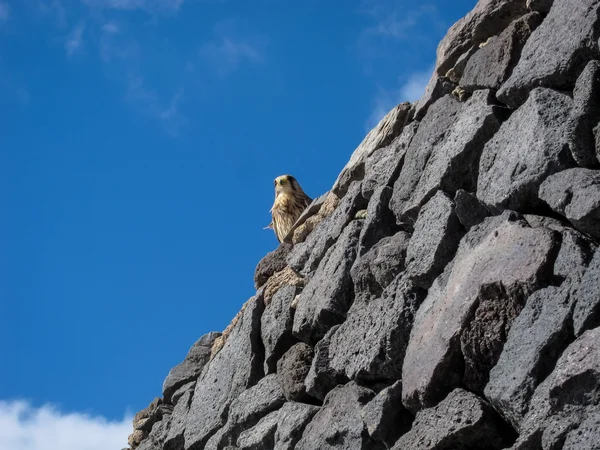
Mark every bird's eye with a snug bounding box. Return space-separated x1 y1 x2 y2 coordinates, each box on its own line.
280 178 286 185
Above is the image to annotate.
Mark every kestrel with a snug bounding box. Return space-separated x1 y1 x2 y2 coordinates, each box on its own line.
265 175 312 243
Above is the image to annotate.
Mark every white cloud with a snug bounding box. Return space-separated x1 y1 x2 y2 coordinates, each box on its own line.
365 65 433 131
65 22 86 57
81 0 185 12
0 400 132 450
0 2 10 21
199 19 266 76
102 21 120 34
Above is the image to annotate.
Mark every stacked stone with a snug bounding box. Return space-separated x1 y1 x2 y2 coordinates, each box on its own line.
126 0 600 448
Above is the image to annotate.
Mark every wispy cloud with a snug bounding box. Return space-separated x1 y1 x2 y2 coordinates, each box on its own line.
199 18 267 76
0 400 132 450
65 22 86 57
365 65 432 131
82 0 185 13
102 21 120 34
0 2 10 22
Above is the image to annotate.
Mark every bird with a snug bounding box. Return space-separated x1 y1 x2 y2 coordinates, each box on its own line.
265 174 312 243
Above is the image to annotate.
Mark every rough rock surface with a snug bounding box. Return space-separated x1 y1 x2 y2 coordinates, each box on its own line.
295 382 383 450
478 88 574 212
162 332 220 405
539 168 600 241
402 213 559 412
392 389 513 450
125 2 600 449
497 0 600 108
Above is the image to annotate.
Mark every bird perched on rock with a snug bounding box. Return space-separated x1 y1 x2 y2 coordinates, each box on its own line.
265 175 312 242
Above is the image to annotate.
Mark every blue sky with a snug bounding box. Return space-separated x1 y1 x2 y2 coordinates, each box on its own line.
0 0 475 447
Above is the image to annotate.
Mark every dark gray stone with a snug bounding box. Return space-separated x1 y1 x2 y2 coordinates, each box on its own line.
478 88 574 212
454 189 491 230
304 325 347 401
332 103 412 198
184 297 265 450
312 277 426 386
392 389 512 450
137 414 172 450
497 0 600 108
526 0 553 14
351 230 411 303
414 76 456 120
356 186 398 257
573 248 600 336
236 402 319 450
292 220 362 345
205 374 286 450
402 213 560 413
393 90 504 224
363 122 419 193
276 342 314 402
405 191 464 290
461 12 542 92
553 228 597 283
446 46 478 83
435 0 529 78
261 285 299 374
539 168 600 241
295 382 384 450
287 181 366 278
162 332 221 405
485 284 575 429
254 243 293 289
567 60 600 167
390 95 463 223
563 411 600 450
513 327 600 449
164 383 195 450
361 381 411 448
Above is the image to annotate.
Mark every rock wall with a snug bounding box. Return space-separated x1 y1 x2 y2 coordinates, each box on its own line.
125 0 600 448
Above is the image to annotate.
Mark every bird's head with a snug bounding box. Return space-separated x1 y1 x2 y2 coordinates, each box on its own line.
274 174 299 197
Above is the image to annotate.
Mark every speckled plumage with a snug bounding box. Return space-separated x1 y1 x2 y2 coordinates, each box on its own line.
267 175 312 243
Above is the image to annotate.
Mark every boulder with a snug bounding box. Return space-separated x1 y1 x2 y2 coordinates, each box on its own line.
497 0 600 108
254 243 293 289
351 229 411 303
361 381 411 448
404 191 464 290
236 402 319 450
434 0 529 77
295 382 384 450
310 276 426 387
572 248 600 336
461 12 542 92
392 389 513 450
184 296 265 450
288 182 365 278
332 103 412 197
162 332 221 405
292 220 362 345
453 189 491 230
392 90 504 224
276 342 314 402
539 168 600 241
567 60 600 167
478 88 574 212
513 327 600 449
261 285 299 374
204 374 286 450
402 213 560 413
485 284 575 429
